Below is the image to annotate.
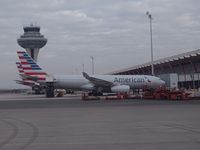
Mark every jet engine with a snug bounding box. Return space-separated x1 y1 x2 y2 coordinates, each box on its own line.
81 84 95 90
111 85 130 93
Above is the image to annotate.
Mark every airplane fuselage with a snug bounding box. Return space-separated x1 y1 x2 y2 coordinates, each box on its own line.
54 74 165 91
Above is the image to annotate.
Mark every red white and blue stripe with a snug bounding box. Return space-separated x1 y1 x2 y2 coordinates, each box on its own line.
17 51 46 81
16 62 23 74
16 61 39 87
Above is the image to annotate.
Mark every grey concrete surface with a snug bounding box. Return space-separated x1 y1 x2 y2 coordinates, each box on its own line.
0 94 200 150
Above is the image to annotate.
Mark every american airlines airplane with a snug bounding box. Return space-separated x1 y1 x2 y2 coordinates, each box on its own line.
16 51 165 96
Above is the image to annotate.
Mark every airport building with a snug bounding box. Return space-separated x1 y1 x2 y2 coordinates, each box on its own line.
111 49 200 89
17 24 47 62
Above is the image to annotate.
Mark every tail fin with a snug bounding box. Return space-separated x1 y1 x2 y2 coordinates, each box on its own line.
17 51 47 82
16 62 24 75
16 61 36 81
15 61 40 87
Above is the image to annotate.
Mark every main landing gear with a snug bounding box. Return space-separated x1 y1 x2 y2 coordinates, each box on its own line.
88 90 103 96
45 82 55 98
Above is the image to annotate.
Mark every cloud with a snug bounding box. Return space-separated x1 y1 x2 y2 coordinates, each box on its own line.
0 0 200 88
176 13 199 27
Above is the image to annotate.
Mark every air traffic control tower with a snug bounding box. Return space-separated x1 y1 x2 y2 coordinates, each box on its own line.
17 24 47 61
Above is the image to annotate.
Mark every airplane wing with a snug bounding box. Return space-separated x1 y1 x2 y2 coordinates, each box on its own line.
82 72 113 87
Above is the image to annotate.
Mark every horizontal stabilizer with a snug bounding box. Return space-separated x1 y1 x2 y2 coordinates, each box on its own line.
20 74 38 81
15 80 39 86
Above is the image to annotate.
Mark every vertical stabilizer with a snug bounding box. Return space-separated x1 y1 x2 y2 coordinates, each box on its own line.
17 51 47 82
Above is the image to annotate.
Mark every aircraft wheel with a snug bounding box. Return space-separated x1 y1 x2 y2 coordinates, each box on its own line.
46 82 55 98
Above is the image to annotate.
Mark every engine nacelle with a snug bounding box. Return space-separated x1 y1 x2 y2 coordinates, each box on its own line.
80 84 95 90
111 85 130 93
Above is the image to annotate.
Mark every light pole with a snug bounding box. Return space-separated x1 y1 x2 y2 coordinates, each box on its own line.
146 11 154 76
90 56 94 75
82 63 85 72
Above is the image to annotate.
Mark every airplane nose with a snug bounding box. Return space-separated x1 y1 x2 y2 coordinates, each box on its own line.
160 80 165 86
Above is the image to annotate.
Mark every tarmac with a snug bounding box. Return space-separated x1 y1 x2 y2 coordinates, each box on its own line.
0 93 200 150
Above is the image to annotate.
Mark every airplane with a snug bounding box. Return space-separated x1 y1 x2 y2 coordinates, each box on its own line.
17 51 165 97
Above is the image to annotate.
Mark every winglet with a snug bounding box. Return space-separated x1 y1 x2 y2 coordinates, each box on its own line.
82 72 90 80
82 72 113 86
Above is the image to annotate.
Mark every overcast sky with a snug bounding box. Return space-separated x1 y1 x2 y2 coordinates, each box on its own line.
0 0 200 89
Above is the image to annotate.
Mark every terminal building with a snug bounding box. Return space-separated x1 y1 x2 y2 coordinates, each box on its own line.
111 49 200 89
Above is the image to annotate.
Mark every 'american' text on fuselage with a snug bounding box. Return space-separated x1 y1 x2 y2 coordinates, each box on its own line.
114 77 145 83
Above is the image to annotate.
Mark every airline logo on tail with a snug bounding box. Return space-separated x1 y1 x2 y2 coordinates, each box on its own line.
16 62 24 74
15 61 40 86
17 51 47 82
